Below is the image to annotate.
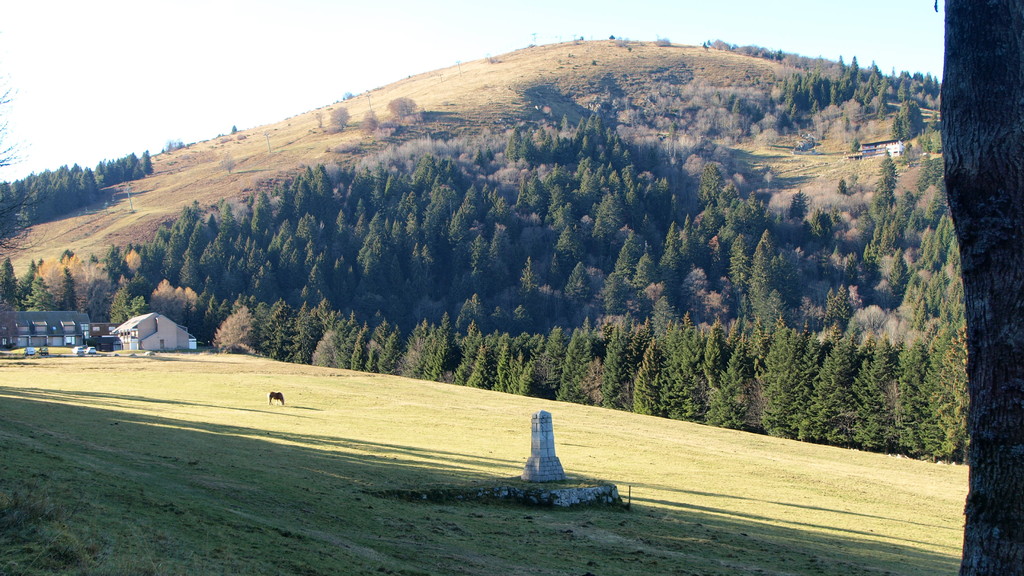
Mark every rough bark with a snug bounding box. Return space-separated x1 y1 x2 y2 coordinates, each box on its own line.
943 2 1024 574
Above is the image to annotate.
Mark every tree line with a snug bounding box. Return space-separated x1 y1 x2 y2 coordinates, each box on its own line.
211 299 966 463
0 151 152 224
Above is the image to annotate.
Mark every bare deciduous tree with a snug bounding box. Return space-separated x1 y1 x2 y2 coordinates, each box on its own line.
329 107 350 133
213 305 254 353
362 110 380 134
387 97 418 123
0 83 28 258
219 153 236 174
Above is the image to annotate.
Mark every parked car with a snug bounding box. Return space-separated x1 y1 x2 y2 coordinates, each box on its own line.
38 346 49 356
24 346 36 356
72 346 85 356
85 346 97 355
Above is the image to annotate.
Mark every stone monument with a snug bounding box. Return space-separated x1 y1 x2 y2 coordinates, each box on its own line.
521 410 566 482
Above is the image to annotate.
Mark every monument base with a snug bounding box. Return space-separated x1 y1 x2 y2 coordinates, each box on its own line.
521 455 566 482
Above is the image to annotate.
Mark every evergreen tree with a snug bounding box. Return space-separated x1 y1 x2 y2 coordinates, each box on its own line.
659 318 708 421
925 330 969 462
808 335 861 446
24 276 56 311
761 326 817 438
853 338 900 452
369 320 403 375
601 324 632 409
896 338 931 456
57 267 77 310
264 300 297 361
564 262 591 304
558 324 595 404
292 302 324 365
422 314 456 382
602 272 630 316
698 163 724 206
788 191 809 221
748 230 786 322
823 286 853 332
707 337 752 430
0 259 16 304
632 340 663 416
534 328 566 400
108 285 147 323
466 344 496 390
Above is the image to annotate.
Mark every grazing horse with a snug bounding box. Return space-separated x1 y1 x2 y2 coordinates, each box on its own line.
268 391 285 405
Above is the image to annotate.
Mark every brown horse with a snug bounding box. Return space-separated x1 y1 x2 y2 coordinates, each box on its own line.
268 391 285 405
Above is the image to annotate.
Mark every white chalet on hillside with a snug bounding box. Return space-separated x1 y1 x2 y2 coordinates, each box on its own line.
860 139 905 159
112 313 197 351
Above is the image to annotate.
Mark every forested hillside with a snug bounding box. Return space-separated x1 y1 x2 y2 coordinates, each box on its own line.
0 42 962 461
0 152 152 223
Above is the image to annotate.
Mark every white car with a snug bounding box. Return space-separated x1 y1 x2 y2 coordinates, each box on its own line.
85 347 97 355
72 346 86 356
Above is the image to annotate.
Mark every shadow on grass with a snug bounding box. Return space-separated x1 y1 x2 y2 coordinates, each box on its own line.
0 388 961 576
635 483 961 535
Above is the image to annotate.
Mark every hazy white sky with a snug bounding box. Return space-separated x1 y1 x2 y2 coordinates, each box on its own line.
0 0 944 181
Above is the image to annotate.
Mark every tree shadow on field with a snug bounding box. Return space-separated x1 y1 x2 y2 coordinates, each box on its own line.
0 389 962 576
636 484 961 535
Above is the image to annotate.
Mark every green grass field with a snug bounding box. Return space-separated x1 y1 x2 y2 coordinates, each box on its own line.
0 353 966 575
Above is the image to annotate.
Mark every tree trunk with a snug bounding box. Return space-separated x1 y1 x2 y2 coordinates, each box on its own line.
943 2 1024 574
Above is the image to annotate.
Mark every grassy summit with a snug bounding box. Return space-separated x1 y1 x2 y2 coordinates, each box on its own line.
14 39 882 271
1 353 964 575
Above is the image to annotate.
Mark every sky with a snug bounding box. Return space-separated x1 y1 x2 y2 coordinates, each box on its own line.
0 0 945 182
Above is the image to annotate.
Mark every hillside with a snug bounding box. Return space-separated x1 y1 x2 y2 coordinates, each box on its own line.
13 40 893 270
1 39 958 466
0 353 966 575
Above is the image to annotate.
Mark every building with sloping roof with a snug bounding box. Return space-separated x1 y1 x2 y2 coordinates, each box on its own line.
860 139 905 159
112 313 197 351
3 311 91 348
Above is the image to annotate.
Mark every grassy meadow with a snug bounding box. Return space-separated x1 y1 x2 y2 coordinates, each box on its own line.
0 353 966 575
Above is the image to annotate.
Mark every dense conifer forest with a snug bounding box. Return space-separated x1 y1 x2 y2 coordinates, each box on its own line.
0 46 963 461
0 152 152 223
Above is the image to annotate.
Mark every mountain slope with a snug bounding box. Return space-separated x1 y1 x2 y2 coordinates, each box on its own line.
15 40 800 269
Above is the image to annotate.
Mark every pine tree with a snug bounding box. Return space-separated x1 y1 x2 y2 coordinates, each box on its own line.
564 262 591 304
0 258 17 307
264 299 297 361
853 338 900 452
707 337 752 430
557 324 595 404
896 338 931 456
659 318 708 421
823 286 853 332
600 324 632 409
466 344 496 390
632 340 663 415
57 267 77 310
761 325 818 438
748 230 786 322
698 163 724 206
925 330 969 462
808 335 861 446
108 285 147 323
24 276 56 311
534 328 566 400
